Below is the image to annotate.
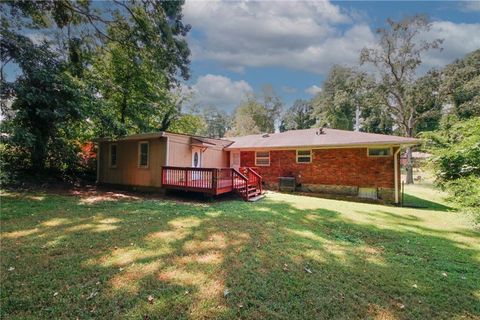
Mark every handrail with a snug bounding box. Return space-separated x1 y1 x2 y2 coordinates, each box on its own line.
247 167 262 195
232 168 248 181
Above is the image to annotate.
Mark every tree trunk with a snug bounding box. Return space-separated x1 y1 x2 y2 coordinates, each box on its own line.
405 146 414 184
405 117 415 184
31 138 47 172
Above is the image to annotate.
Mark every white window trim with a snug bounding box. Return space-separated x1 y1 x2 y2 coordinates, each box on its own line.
138 141 149 168
296 149 312 164
109 143 117 168
255 151 270 166
367 147 393 158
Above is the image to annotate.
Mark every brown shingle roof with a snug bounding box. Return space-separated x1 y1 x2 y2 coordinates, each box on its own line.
225 128 420 150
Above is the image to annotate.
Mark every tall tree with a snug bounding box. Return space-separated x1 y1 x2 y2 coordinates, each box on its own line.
202 106 231 138
360 15 443 184
280 99 316 132
229 87 283 136
1 28 86 171
439 49 480 119
313 65 376 131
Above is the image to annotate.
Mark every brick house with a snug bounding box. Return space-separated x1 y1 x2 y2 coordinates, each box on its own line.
96 128 419 204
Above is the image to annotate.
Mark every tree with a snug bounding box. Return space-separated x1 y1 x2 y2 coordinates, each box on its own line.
280 99 316 132
202 106 231 138
168 113 206 136
229 86 283 136
1 28 86 171
439 49 480 119
360 15 443 184
313 65 378 131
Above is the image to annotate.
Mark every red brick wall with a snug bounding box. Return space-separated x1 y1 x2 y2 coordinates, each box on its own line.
240 148 396 188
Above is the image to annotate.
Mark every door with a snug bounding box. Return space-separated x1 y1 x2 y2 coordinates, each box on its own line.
191 147 202 180
230 151 240 170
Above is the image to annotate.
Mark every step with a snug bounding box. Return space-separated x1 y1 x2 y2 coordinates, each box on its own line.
247 194 265 202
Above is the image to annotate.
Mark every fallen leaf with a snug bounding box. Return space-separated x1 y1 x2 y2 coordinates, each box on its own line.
412 284 418 288
442 272 448 277
53 292 59 297
147 295 154 304
237 303 243 308
304 267 313 274
86 291 98 300
223 289 230 297
283 263 289 272
8 267 15 271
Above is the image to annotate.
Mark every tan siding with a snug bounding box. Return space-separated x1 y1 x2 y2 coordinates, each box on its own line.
168 135 192 167
167 135 229 168
99 138 166 187
202 148 229 167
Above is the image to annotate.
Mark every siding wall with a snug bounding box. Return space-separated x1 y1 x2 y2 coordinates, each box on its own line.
240 147 397 189
167 134 229 168
98 134 229 188
99 138 166 187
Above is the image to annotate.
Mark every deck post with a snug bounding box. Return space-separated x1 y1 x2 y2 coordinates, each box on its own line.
212 169 218 194
185 169 188 187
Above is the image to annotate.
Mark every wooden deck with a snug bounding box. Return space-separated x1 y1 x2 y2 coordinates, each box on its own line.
161 166 263 201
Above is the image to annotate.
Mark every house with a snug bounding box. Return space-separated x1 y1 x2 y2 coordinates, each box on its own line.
96 128 419 204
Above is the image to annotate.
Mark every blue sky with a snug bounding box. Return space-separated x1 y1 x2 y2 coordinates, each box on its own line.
182 0 480 113
3 1 480 115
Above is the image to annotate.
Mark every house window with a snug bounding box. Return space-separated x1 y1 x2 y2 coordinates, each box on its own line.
368 147 391 157
296 149 312 163
255 151 270 166
138 141 149 168
109 144 117 168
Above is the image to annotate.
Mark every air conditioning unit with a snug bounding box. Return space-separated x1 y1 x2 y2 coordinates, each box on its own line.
279 177 296 192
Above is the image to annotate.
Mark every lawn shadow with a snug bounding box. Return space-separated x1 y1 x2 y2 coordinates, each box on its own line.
402 193 454 212
1 191 479 319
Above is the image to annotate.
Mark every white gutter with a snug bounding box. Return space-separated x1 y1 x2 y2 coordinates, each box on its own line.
394 147 401 204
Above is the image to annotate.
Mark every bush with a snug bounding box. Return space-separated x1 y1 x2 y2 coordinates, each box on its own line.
443 176 480 214
423 117 480 219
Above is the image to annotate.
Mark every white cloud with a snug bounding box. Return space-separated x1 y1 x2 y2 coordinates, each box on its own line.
421 21 480 69
305 85 322 95
186 74 253 112
183 0 373 74
184 0 480 75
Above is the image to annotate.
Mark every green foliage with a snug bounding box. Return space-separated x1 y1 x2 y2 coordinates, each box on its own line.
443 176 480 213
1 28 88 173
423 117 480 214
168 113 206 136
1 0 191 181
280 99 316 132
313 66 365 130
440 49 480 119
202 106 231 138
229 86 283 136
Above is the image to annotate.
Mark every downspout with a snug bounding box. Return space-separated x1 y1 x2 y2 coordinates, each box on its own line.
96 142 101 184
394 147 401 204
165 136 169 166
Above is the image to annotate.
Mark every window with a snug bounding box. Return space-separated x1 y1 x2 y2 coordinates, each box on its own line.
368 147 391 157
109 144 117 167
138 141 149 167
255 151 270 166
296 149 312 163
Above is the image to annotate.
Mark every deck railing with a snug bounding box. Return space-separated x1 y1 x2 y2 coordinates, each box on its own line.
162 166 258 200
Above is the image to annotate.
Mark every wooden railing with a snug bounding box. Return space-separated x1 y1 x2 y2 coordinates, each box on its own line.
162 166 260 200
232 168 248 200
240 167 263 195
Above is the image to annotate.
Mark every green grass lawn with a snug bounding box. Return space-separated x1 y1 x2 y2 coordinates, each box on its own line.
1 184 479 319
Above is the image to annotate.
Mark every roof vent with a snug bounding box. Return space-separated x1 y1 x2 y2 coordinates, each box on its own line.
316 127 326 135
262 133 270 138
